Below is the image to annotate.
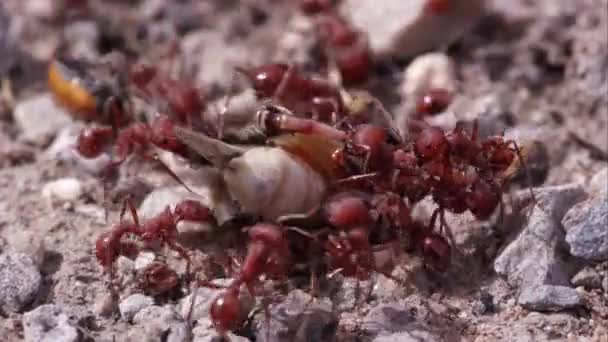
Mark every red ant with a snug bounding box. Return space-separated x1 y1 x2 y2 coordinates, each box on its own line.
425 0 453 15
298 0 336 15
297 0 372 84
315 13 372 84
95 198 214 271
207 223 291 335
129 64 207 129
76 113 208 192
416 88 452 116
237 63 344 124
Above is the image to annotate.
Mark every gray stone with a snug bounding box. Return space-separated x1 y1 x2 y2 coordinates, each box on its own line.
495 184 586 285
255 289 338 342
362 303 414 336
119 294 155 321
13 93 73 144
494 184 587 311
518 285 582 311
571 267 603 289
22 304 79 342
342 0 485 59
0 251 42 313
564 195 608 261
130 305 190 342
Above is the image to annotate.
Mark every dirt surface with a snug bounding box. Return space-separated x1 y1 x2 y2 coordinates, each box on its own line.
0 1 607 341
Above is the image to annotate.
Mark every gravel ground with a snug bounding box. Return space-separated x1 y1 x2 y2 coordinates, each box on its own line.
0 1 607 341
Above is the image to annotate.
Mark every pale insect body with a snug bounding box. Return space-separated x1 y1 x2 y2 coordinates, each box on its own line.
174 127 328 221
225 147 326 221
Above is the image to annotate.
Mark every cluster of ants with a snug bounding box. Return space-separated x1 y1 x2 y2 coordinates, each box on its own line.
47 0 530 338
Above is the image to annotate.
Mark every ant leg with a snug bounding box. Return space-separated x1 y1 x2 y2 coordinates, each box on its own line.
166 238 191 275
277 115 347 140
143 153 196 194
119 195 140 226
471 119 479 142
272 63 295 102
217 70 239 140
505 140 536 205
428 207 441 233
334 172 380 185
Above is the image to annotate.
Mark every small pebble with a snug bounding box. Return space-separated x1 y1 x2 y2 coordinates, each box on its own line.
13 93 72 144
0 251 42 313
362 303 414 336
22 304 79 342
131 305 190 342
518 284 582 312
564 195 608 261
473 291 495 315
42 178 83 202
119 294 155 321
571 267 603 289
134 251 157 271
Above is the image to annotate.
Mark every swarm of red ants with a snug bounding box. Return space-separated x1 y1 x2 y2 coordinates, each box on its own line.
47 0 537 338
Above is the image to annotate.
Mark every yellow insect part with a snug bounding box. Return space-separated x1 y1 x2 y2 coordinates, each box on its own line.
47 59 97 120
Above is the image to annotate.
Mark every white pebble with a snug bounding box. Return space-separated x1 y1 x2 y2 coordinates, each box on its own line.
42 178 83 202
119 294 155 321
134 251 156 271
401 52 457 100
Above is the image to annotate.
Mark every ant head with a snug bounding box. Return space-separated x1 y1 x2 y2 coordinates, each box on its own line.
352 124 388 152
335 42 372 84
129 63 157 88
248 223 286 248
323 192 370 229
422 233 451 272
210 289 242 334
466 179 499 220
425 0 452 15
141 262 179 295
237 64 289 99
351 124 393 169
95 231 114 267
414 126 449 161
416 88 452 116
150 115 186 153
299 0 333 15
174 200 211 223
76 127 112 158
255 104 285 136
316 14 358 47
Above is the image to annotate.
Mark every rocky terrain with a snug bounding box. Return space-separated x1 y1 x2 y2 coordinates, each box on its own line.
0 0 607 341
